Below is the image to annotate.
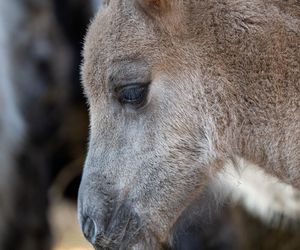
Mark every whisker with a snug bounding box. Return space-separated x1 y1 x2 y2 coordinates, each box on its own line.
123 221 146 249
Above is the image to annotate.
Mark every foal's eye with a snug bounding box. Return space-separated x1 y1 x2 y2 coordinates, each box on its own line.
116 84 149 108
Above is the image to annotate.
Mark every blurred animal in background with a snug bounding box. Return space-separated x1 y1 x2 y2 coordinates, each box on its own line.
0 0 93 249
79 0 300 249
0 1 25 248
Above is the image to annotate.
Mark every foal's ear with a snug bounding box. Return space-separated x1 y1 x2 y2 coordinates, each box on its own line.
135 0 184 33
136 0 170 14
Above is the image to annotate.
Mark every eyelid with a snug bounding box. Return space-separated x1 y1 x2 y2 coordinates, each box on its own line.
112 78 149 90
107 60 151 90
114 82 150 92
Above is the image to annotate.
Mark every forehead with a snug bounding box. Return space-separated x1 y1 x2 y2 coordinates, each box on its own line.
82 0 171 96
86 0 159 60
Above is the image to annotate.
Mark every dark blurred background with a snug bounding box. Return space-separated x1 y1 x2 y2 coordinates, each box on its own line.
0 0 94 249
0 1 299 250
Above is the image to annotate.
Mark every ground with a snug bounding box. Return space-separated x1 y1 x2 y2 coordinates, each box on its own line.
50 200 92 250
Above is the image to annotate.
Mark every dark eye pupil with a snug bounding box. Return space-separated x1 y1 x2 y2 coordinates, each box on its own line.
118 84 148 106
122 87 144 101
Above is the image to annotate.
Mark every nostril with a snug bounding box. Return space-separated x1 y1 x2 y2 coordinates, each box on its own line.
82 216 98 244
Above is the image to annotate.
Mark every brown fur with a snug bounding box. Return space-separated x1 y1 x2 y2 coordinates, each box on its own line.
79 0 300 248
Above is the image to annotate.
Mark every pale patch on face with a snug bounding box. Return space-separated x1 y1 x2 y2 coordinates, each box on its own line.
212 157 300 226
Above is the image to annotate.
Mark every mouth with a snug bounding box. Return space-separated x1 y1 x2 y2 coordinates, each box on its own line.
81 199 148 249
92 231 168 250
